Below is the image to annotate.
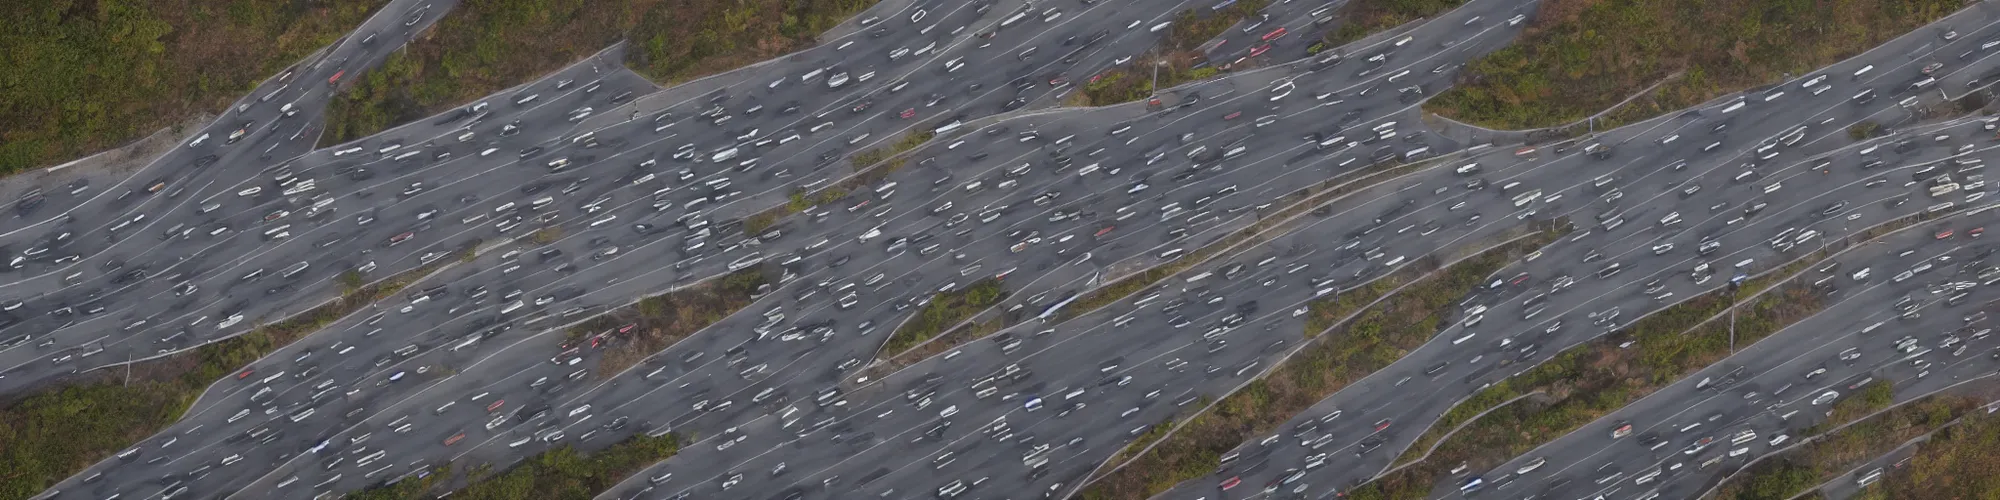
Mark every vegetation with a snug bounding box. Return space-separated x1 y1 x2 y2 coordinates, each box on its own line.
1853 406 2000 499
1387 210 1944 476
1815 380 1897 435
324 0 881 144
881 279 1007 358
1714 394 1978 500
1352 269 1837 498
1425 0 1963 130
1075 1 1268 106
1078 225 1564 500
567 267 768 378
529 226 565 245
1848 121 1884 141
0 245 472 499
860 316 1005 382
343 433 679 500
0 0 387 174
320 0 647 145
625 0 876 84
1318 0 1467 49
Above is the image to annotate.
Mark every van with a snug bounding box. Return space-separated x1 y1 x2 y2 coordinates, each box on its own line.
1454 163 1480 175
711 147 740 162
1401 146 1430 161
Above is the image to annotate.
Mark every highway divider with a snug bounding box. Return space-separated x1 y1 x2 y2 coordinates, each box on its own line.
1346 208 1961 498
1074 220 1568 499
343 433 680 500
568 267 769 379
0 241 479 499
1817 395 2000 498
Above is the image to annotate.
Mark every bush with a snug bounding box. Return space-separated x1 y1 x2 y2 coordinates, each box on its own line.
1714 394 1978 500
1320 0 1469 47
626 0 877 84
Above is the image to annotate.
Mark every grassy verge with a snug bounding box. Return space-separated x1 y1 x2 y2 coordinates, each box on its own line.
859 316 1006 382
320 0 651 146
1853 404 2000 499
1424 0 1962 130
0 0 388 174
1353 268 1845 498
1073 0 1269 106
0 244 474 499
625 0 876 84
879 279 1007 359
565 267 768 378
343 433 679 500
1055 158 1434 324
1813 380 1898 435
1076 222 1566 500
325 0 880 147
744 129 933 234
1713 393 1978 500
1316 0 1467 50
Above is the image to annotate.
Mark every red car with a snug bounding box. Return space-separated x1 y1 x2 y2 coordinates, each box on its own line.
1261 27 1288 42
1971 227 1986 238
486 399 505 412
237 369 255 380
1094 226 1117 238
328 70 345 85
1223 111 1243 120
1220 476 1242 490
1937 229 1955 240
1374 419 1392 432
900 108 917 119
618 323 639 334
443 432 466 446
1249 43 1273 58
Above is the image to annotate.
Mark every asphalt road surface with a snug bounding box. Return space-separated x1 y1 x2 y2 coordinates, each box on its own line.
24 0 2000 499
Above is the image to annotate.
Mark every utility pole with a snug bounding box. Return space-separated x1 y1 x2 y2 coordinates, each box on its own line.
124 352 132 387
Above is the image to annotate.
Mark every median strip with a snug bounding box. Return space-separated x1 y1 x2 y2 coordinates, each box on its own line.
1711 391 1981 500
343 433 680 500
568 267 769 379
1076 221 1566 499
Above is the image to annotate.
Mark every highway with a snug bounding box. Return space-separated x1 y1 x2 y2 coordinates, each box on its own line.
33 0 1540 498
0 0 462 395
22 0 2000 499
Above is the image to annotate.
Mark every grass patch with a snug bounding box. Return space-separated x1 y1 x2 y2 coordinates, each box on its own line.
1713 393 1978 500
566 267 768 378
859 316 1006 383
1853 405 2000 499
322 0 882 145
1812 380 1897 436
1848 121 1884 141
1317 0 1467 50
1077 223 1565 500
625 0 877 84
320 0 656 146
0 244 474 499
880 279 1007 359
0 0 388 174
1424 0 1962 130
743 128 931 234
342 433 679 500
1074 1 1268 106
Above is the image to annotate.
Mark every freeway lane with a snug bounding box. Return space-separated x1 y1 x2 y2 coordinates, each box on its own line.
39 0 1534 498
0 0 462 394
1458 240 1998 500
